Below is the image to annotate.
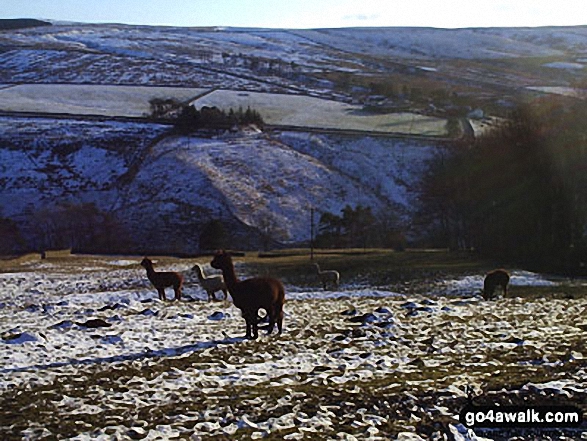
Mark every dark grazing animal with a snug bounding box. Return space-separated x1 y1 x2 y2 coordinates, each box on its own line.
482 269 510 300
140 257 183 301
211 250 285 339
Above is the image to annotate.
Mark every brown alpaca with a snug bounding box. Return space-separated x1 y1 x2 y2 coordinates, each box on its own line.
482 269 510 300
140 257 183 301
210 250 285 339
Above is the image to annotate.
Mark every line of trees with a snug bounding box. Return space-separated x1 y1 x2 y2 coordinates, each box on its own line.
417 98 587 273
149 98 265 133
316 205 406 250
173 105 264 134
0 216 25 255
25 203 131 254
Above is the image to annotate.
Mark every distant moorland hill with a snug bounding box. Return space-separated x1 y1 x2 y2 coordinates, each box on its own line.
0 19 52 31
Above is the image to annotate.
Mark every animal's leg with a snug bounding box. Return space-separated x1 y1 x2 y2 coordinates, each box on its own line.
266 309 276 335
243 310 253 339
277 309 284 334
222 288 228 300
245 320 252 339
158 288 166 301
244 309 259 339
503 284 508 298
173 283 181 300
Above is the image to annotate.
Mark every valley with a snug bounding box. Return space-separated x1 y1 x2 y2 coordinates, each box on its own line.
1 20 587 440
2 23 584 253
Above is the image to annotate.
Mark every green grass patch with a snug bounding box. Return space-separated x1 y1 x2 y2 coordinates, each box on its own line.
242 248 495 290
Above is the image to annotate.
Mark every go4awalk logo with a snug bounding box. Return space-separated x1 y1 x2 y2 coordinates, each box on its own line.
460 404 583 428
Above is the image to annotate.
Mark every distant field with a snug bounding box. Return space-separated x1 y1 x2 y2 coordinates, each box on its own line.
0 84 449 136
193 89 449 136
0 84 208 118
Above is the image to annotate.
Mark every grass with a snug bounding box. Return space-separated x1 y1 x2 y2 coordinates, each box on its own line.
5 248 587 297
241 248 499 291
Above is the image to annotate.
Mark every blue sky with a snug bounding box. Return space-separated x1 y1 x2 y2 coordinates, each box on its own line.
2 0 586 29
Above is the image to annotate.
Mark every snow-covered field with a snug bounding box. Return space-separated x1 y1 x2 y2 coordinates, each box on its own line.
192 90 448 135
1 255 585 439
0 85 208 118
0 84 448 135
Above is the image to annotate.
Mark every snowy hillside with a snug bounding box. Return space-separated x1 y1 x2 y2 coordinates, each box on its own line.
0 116 436 252
0 22 585 97
295 26 587 60
1 21 585 252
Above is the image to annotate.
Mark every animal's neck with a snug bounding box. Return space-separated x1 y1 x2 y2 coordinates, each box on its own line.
220 261 239 292
145 266 158 283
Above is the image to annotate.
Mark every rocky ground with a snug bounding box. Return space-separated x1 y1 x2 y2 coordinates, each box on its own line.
0 255 585 440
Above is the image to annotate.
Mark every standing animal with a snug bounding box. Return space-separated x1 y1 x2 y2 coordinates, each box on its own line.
482 269 510 300
140 257 183 301
211 250 285 339
313 263 340 290
192 263 228 301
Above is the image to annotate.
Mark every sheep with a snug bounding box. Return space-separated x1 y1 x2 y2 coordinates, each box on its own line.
192 263 228 301
211 250 285 339
140 257 183 301
313 262 340 290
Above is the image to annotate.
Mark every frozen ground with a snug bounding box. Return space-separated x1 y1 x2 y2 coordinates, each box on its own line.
1 256 585 440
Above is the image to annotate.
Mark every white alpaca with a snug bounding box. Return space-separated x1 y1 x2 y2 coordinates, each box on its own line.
192 263 228 301
313 263 340 290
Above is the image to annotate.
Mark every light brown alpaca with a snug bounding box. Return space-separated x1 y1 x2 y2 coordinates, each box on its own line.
211 250 285 339
313 263 340 290
140 257 183 301
192 263 228 301
482 269 510 300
